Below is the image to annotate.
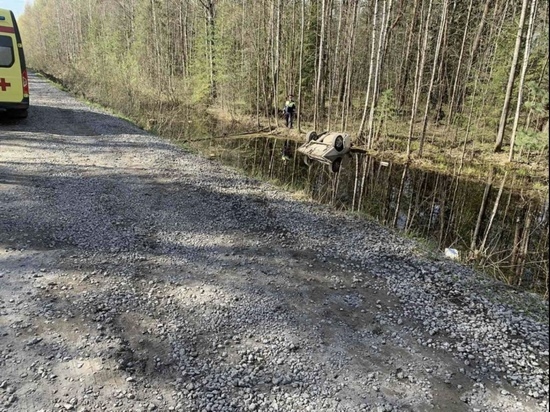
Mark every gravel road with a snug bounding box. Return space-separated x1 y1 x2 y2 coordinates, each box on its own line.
0 73 548 412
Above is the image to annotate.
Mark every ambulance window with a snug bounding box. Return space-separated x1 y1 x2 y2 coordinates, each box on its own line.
0 36 14 68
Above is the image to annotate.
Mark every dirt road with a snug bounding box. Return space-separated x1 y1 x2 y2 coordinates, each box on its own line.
0 74 548 412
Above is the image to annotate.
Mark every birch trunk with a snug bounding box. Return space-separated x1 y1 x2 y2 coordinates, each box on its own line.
495 0 529 152
297 0 305 132
367 0 393 149
314 0 327 131
479 172 508 254
509 0 537 161
340 0 359 131
406 0 433 159
397 0 419 110
419 0 448 156
358 0 380 142
446 0 474 127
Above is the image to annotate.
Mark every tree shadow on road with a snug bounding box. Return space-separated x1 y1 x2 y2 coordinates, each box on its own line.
0 101 144 137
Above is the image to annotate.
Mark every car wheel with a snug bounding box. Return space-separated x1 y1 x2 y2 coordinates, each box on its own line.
331 157 342 173
306 131 318 142
334 135 344 151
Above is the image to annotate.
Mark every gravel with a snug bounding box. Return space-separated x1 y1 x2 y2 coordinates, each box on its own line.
0 73 548 411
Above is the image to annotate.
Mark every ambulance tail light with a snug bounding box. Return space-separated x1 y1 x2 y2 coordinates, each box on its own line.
22 69 29 97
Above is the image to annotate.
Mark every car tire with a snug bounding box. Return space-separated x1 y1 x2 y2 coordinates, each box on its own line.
331 157 342 173
303 156 311 166
306 131 318 142
334 135 344 151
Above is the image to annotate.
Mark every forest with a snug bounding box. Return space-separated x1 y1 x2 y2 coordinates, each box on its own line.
18 0 548 169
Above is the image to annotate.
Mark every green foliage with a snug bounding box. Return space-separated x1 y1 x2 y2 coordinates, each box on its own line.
527 18 549 81
516 129 548 151
377 89 396 121
214 2 254 110
374 88 396 142
474 23 519 130
188 23 213 106
523 79 549 128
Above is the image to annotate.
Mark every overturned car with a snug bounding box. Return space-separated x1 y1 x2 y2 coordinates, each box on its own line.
297 131 353 172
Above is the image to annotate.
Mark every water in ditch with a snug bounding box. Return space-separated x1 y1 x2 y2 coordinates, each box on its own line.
189 134 548 295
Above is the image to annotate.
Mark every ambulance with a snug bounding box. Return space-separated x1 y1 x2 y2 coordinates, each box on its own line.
0 8 29 118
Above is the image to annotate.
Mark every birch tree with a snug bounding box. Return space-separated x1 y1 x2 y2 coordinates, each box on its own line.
446 0 475 128
297 0 305 132
406 0 433 159
197 0 217 99
509 0 538 161
313 0 329 131
397 0 419 110
340 0 359 131
419 0 448 156
358 0 380 143
495 0 529 152
367 0 393 149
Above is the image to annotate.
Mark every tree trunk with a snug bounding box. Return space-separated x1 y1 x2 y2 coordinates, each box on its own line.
406 0 433 159
495 0 529 152
392 164 408 227
479 172 508 254
340 0 359 131
197 0 217 100
459 71 480 173
270 0 281 124
453 0 491 123
471 169 493 254
367 0 393 149
297 0 305 132
397 0 419 111
510 209 523 278
419 0 448 156
314 0 328 131
509 0 537 161
357 156 372 211
358 0 380 143
516 205 532 286
446 0 475 127
327 0 345 131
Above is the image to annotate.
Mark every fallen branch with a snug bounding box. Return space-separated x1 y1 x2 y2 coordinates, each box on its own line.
183 127 272 143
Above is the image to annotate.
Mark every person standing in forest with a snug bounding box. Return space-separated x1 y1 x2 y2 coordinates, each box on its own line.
284 95 296 128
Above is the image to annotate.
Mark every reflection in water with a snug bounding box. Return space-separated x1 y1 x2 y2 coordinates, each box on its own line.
193 136 548 295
